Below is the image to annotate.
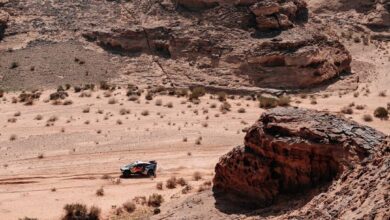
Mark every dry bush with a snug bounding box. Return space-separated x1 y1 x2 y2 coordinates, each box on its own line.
341 107 353 114
166 177 177 189
37 153 44 159
63 100 73 105
201 122 208 128
14 111 21 117
193 171 202 181
189 87 206 100
182 185 193 194
379 91 387 97
145 92 153 101
258 95 278 109
122 201 136 213
166 102 173 108
310 99 317 105
197 181 212 192
363 114 373 122
182 137 188 142
210 103 217 108
374 107 388 119
237 107 246 113
101 174 111 180
177 177 187 186
147 194 164 207
128 95 139 101
141 110 149 116
219 101 231 112
356 105 365 110
34 114 43 121
155 99 162 106
62 203 100 220
8 118 17 123
96 187 104 196
10 134 17 141
47 116 58 122
156 182 163 190
108 98 117 104
195 137 202 145
277 96 291 106
119 108 130 115
217 92 227 102
353 92 359 98
82 107 90 113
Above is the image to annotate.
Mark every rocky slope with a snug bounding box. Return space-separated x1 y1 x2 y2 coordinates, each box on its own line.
214 107 389 219
1 0 351 91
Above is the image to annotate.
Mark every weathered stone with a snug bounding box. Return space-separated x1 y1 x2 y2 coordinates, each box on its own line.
214 107 388 211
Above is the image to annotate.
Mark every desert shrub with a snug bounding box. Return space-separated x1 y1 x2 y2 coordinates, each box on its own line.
310 99 317 105
177 177 187 186
379 91 387 97
10 61 19 69
37 153 44 159
82 107 90 113
258 95 278 109
174 88 188 97
341 107 353 114
181 185 193 194
63 100 73 105
182 137 188 142
34 115 43 120
74 86 82 93
47 116 58 122
62 203 100 220
8 118 17 123
122 201 136 213
96 187 104 196
108 98 117 104
19 217 38 220
166 102 173 108
217 92 227 102
145 92 154 101
116 119 123 125
10 134 17 141
128 95 139 101
219 101 231 112
101 174 111 180
166 177 177 189
353 92 359 98
189 87 206 100
195 137 202 145
374 107 388 119
156 182 163 190
99 81 110 90
277 96 291 106
201 122 208 127
193 171 202 181
210 103 217 108
147 194 164 207
50 91 68 100
355 105 365 110
155 99 162 106
363 114 373 122
141 110 149 116
237 107 246 113
198 181 212 192
119 108 130 115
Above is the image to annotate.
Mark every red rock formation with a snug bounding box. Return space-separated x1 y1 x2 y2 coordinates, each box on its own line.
214 107 389 219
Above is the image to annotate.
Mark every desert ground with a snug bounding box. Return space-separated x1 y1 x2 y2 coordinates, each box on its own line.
0 0 389 219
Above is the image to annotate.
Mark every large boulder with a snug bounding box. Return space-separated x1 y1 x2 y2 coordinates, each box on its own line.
213 107 389 218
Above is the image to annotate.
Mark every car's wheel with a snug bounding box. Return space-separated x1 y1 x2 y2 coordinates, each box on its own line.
123 171 131 178
147 169 155 177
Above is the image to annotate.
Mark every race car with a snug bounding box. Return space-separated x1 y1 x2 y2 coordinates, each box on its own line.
120 160 157 177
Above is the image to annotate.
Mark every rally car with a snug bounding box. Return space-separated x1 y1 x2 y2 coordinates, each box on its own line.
120 160 157 178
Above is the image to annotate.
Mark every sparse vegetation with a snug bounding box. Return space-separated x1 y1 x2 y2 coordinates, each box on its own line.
363 114 373 122
156 182 163 190
341 107 353 114
374 107 388 119
155 99 162 106
122 201 136 213
237 107 246 113
62 203 100 220
10 134 17 141
96 187 104 196
147 194 164 207
141 110 149 116
189 87 206 100
166 177 177 189
193 171 202 181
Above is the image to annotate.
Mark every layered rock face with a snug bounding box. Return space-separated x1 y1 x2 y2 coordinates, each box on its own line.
177 0 308 30
214 108 389 219
0 2 8 40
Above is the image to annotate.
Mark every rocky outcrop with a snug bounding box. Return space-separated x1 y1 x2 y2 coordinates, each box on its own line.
365 0 390 28
214 108 389 218
0 8 8 40
177 0 308 30
85 26 351 89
